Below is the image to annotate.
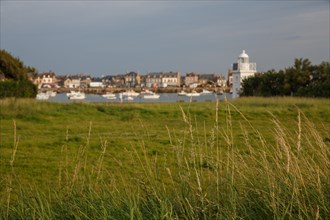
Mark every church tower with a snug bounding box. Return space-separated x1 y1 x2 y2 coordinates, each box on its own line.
232 50 257 98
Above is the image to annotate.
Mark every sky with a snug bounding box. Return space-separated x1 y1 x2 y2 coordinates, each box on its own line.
1 0 329 77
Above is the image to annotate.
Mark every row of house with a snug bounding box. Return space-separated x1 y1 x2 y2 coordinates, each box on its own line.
32 71 227 89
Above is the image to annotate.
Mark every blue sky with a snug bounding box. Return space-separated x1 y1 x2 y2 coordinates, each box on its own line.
1 1 329 76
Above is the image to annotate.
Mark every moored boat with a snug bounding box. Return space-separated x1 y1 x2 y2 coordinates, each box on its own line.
102 92 116 99
68 92 86 100
124 96 134 101
200 89 213 95
143 93 160 99
140 89 154 95
185 91 200 97
177 90 187 96
122 90 139 97
66 91 80 97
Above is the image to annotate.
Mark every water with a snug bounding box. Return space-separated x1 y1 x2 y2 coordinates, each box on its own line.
47 93 232 103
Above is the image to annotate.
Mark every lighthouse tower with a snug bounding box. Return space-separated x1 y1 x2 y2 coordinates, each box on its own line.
231 50 257 98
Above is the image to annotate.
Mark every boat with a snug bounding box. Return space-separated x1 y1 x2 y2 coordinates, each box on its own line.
140 89 154 95
66 91 80 97
200 89 213 95
124 96 134 101
36 92 50 100
177 90 187 96
102 92 116 99
143 93 160 99
68 92 86 100
185 91 200 97
122 90 140 97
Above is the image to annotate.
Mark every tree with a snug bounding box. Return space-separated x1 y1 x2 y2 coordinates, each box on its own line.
0 50 38 98
241 58 330 98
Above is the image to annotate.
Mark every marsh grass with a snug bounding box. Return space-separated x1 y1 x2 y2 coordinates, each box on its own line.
0 97 329 219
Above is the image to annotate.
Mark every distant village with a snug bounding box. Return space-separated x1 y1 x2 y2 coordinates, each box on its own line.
29 50 257 97
30 71 230 92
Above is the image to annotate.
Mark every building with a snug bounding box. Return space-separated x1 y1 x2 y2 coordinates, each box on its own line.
33 72 58 88
198 74 216 86
185 72 199 87
80 76 92 88
145 72 180 88
89 77 104 88
161 71 180 87
64 76 81 88
124 71 141 88
145 72 163 88
231 50 257 98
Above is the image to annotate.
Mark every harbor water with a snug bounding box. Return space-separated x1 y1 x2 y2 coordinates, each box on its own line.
47 92 232 103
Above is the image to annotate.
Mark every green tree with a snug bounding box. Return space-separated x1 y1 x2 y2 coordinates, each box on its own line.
241 58 329 98
0 49 38 98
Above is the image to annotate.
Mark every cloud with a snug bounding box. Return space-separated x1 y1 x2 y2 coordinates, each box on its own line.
1 1 328 74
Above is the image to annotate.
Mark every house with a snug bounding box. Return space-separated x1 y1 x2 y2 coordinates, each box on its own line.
198 74 216 86
124 71 140 88
80 76 92 88
33 72 58 88
185 72 199 87
101 75 113 87
145 72 162 88
89 77 103 88
145 71 180 88
161 71 180 87
64 76 81 88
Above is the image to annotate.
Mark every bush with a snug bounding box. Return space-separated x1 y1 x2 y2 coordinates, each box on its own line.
0 80 37 98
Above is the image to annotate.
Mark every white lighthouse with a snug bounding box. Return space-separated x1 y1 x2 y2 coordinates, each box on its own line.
232 50 257 98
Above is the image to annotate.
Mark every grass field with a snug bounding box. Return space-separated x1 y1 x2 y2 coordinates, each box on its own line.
0 97 329 219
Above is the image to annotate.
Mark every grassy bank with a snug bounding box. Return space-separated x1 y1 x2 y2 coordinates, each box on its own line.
0 97 329 219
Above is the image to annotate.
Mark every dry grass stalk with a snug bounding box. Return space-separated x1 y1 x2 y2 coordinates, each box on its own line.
297 110 302 152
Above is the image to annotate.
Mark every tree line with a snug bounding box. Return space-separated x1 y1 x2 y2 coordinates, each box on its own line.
0 49 37 98
241 58 330 98
1 49 329 98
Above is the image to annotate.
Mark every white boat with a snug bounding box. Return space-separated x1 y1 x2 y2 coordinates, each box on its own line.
140 89 154 95
102 92 116 99
124 96 134 101
143 94 160 99
177 90 187 96
201 89 213 95
66 91 80 97
36 93 50 100
122 90 140 97
69 92 86 100
185 91 200 97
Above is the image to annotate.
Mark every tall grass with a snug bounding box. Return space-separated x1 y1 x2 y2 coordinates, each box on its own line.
0 98 329 219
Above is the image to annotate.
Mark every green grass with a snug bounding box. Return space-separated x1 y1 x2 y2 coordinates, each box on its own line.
0 97 329 219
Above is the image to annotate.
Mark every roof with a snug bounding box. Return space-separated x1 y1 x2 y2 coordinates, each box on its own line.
239 50 249 58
